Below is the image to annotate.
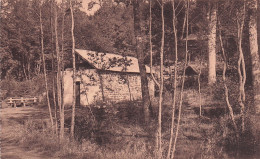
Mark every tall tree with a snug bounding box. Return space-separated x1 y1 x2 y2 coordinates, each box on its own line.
237 1 246 132
207 1 217 85
172 1 189 158
50 0 59 135
39 0 54 130
70 0 76 139
54 1 64 139
132 0 151 123
167 0 178 158
248 0 260 114
219 21 239 137
61 0 66 137
157 1 165 158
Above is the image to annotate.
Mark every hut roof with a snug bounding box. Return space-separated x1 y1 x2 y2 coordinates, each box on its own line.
75 49 151 73
182 34 207 41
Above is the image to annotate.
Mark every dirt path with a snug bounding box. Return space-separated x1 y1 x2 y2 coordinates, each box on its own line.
1 106 58 159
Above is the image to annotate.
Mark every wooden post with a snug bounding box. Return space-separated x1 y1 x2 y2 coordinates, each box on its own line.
33 97 37 103
9 98 11 106
21 97 25 107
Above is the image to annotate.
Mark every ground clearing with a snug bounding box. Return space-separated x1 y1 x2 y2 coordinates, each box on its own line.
1 105 58 159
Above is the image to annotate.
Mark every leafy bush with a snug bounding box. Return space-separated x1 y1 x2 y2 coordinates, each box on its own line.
11 116 154 159
67 101 152 146
202 114 259 159
1 74 45 98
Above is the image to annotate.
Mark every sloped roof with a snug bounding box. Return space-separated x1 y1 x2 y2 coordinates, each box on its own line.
182 34 207 41
75 49 151 73
153 62 202 77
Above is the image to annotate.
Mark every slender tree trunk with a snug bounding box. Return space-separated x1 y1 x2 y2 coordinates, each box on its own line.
248 0 260 114
22 62 28 80
40 6 54 130
132 0 151 123
19 28 28 80
61 0 65 132
198 61 202 116
70 0 76 139
59 0 66 138
50 0 58 135
126 75 132 101
172 1 189 158
181 12 186 40
122 55 132 101
27 57 31 80
98 73 105 102
237 2 246 132
54 4 63 139
149 0 159 88
219 25 239 136
167 1 178 158
148 0 160 153
53 78 58 134
157 2 165 158
208 2 217 85
35 58 41 76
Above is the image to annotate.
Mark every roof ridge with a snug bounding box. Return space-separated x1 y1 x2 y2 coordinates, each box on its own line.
75 49 151 73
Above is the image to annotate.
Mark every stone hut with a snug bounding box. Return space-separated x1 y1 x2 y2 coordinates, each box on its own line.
63 49 155 106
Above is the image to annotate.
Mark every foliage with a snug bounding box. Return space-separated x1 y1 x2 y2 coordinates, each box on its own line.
1 0 260 158
10 114 154 159
66 101 150 144
1 0 42 80
0 0 256 80
0 74 45 98
203 113 259 159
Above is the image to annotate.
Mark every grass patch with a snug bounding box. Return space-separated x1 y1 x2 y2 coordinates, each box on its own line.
4 77 259 159
9 115 155 159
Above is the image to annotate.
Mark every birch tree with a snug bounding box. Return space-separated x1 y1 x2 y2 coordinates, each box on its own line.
49 0 59 135
167 0 178 158
39 0 54 130
54 1 64 139
61 0 66 137
172 1 189 158
207 1 217 85
237 1 246 132
219 21 239 137
70 0 76 139
157 1 165 158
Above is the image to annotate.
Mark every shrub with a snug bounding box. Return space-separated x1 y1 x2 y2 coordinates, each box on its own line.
0 74 45 98
12 116 155 159
203 114 259 159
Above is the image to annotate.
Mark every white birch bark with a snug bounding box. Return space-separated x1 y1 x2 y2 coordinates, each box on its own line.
208 3 217 85
70 0 76 139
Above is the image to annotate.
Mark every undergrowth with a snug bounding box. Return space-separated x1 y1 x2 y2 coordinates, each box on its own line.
10 116 154 159
4 74 259 159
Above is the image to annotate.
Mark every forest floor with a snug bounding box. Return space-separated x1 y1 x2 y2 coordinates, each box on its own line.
0 104 58 159
1 88 259 159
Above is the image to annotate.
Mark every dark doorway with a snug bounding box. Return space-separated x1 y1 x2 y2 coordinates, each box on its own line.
76 81 80 107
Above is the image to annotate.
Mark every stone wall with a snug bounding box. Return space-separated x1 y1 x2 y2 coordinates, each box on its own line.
100 72 154 102
101 72 140 102
63 69 103 106
63 69 155 106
